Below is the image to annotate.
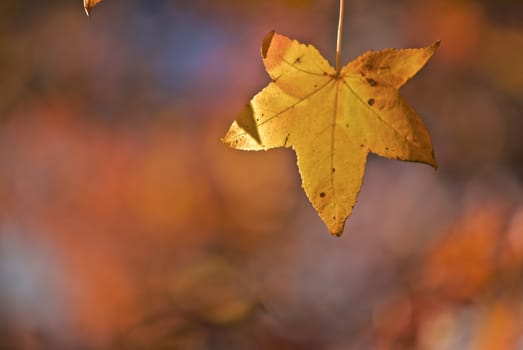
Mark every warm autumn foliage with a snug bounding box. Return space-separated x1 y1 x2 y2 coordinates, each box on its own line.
84 0 103 15
224 32 438 235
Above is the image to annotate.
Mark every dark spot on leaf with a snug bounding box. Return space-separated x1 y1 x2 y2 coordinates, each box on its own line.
346 124 349 128
385 147 389 151
320 192 326 198
332 216 336 220
360 144 364 147
323 72 327 75
368 98 375 106
366 78 377 86
314 84 318 88
332 168 336 173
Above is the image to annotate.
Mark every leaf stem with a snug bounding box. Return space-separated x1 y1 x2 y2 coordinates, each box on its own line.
336 0 345 76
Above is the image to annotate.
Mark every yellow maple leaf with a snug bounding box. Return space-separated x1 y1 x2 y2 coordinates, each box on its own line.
223 32 439 236
84 0 104 16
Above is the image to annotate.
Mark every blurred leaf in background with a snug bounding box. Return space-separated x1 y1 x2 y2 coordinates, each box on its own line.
84 0 104 15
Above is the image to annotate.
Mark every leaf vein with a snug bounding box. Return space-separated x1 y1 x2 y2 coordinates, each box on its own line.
280 57 328 77
341 79 416 149
256 79 334 128
330 81 341 221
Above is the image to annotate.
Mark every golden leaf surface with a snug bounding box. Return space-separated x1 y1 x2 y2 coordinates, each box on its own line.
84 0 104 16
223 32 439 236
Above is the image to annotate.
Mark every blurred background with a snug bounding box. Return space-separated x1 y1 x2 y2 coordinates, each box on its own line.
0 0 522 349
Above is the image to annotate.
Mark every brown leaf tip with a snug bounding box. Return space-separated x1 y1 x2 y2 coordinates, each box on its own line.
431 41 441 52
333 230 344 237
262 31 276 59
431 150 439 170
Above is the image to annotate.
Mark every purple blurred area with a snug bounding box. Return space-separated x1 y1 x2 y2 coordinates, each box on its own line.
0 0 522 349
